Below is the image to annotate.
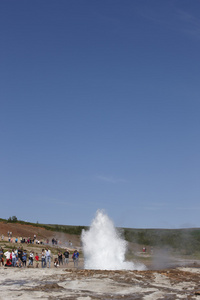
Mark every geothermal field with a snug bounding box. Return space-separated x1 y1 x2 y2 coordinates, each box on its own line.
1 211 200 299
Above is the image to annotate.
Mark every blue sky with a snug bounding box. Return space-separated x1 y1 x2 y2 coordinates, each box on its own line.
0 0 200 228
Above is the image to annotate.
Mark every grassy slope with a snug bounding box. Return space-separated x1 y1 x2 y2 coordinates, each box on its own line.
1 218 200 255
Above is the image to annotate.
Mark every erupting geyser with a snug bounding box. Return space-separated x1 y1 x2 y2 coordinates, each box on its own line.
81 210 146 270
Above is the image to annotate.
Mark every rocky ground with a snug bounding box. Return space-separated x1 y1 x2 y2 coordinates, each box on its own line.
1 266 200 299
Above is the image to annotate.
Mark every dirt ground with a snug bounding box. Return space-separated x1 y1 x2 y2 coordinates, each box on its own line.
0 221 81 249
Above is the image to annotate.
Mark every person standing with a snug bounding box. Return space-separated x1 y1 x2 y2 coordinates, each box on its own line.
0 248 4 266
28 251 34 266
4 250 12 266
22 250 27 267
41 249 46 268
12 248 17 267
45 248 51 268
35 253 39 268
72 250 79 268
58 251 63 266
17 247 23 261
63 249 69 265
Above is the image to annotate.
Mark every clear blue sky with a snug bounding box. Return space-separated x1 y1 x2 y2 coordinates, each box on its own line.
1 0 200 228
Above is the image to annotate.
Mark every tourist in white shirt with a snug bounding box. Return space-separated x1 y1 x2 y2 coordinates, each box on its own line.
45 248 51 268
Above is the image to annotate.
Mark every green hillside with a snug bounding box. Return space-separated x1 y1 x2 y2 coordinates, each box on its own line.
2 216 200 255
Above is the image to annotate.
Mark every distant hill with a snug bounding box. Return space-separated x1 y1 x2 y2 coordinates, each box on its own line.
123 227 200 255
1 217 200 255
0 218 82 248
0 217 88 236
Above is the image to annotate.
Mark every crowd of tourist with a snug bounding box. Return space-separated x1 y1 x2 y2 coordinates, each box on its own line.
0 231 79 269
1 232 65 246
1 231 74 248
0 246 79 268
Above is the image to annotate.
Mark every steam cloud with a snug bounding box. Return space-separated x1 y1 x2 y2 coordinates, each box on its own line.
81 210 146 270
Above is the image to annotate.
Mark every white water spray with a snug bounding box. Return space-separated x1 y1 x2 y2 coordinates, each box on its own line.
81 210 146 270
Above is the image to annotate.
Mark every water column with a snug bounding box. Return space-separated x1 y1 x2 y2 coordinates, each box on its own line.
81 210 146 270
